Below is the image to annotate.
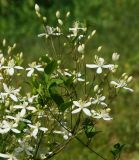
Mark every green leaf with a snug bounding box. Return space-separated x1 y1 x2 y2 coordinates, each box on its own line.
60 101 72 112
110 143 125 158
44 60 57 75
83 118 99 138
49 86 64 107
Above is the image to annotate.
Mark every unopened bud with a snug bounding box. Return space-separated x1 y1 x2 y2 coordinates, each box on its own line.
127 76 133 83
57 60 61 64
66 11 70 17
43 17 47 22
106 108 111 112
81 54 84 60
58 19 63 26
94 85 99 92
8 47 12 54
12 43 16 49
35 4 40 12
56 11 60 18
87 35 91 39
91 30 96 37
2 39 6 47
112 52 120 61
78 44 85 53
122 73 127 77
97 46 102 52
20 52 23 58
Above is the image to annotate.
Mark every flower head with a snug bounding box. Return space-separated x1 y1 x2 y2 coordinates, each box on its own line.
72 100 91 116
86 56 114 74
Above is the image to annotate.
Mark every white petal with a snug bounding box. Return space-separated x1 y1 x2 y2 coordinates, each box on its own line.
84 102 91 107
111 81 118 86
73 101 80 107
123 87 134 92
10 94 18 102
27 69 34 77
103 116 112 121
12 128 21 133
3 83 9 93
20 108 26 117
100 102 107 106
13 105 23 109
94 115 101 119
8 68 14 75
0 153 10 158
83 108 91 116
36 68 44 72
96 67 102 74
102 64 114 68
53 130 63 134
40 127 48 132
14 66 24 69
72 108 81 114
32 128 38 138
91 99 97 104
27 106 37 112
86 64 98 68
99 96 105 101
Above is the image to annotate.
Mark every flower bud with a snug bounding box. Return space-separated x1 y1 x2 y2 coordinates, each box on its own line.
112 52 120 61
2 39 6 47
12 43 16 49
58 19 63 26
106 108 111 112
127 76 133 83
35 4 40 12
94 85 99 92
20 52 23 58
8 46 12 54
91 30 96 37
56 11 60 18
97 46 102 52
78 44 85 53
43 17 47 22
66 11 70 17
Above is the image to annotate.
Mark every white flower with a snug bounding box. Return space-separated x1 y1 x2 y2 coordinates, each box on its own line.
13 102 37 117
6 113 31 124
0 120 20 134
0 153 17 160
1 83 20 102
91 95 107 107
3 59 24 76
91 109 112 121
15 139 34 156
111 80 133 92
73 72 85 82
27 94 38 103
38 26 62 38
86 56 114 74
28 122 48 139
68 22 86 38
26 62 44 77
72 100 91 116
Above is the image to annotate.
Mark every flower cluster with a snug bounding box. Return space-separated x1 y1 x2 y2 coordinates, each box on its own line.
0 5 133 160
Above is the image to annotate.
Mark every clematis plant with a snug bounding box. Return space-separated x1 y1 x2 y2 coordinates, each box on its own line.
0 5 133 160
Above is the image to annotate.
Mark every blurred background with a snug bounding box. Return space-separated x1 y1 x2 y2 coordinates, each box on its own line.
0 0 139 159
